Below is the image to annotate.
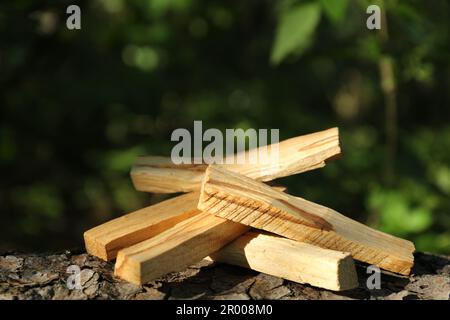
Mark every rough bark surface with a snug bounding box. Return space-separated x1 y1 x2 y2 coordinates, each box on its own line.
0 250 448 300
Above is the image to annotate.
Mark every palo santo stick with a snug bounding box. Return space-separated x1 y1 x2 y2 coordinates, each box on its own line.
114 212 249 285
131 127 340 193
84 184 287 261
198 166 415 275
84 192 201 261
132 157 206 193
207 231 359 291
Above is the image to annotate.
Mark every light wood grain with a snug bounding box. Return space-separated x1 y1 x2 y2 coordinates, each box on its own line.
198 165 415 275
114 212 249 285
84 185 286 261
131 127 340 193
207 231 359 291
84 192 201 261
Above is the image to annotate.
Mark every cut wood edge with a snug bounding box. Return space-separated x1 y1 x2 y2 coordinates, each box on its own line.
84 192 201 261
198 165 415 275
208 231 359 291
131 127 341 193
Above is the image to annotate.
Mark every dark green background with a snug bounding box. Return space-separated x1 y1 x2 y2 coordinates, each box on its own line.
1 0 449 253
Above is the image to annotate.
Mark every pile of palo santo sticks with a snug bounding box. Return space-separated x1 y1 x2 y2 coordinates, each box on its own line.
84 128 415 291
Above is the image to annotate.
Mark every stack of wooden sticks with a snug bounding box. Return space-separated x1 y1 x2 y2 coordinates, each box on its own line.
84 128 415 291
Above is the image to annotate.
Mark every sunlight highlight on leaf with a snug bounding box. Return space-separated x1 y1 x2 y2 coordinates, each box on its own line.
270 3 321 65
320 0 348 23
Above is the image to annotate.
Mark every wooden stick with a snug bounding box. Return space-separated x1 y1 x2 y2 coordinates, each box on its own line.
114 212 249 285
198 165 415 275
131 127 340 193
207 231 359 291
131 157 206 193
84 192 201 261
84 184 287 261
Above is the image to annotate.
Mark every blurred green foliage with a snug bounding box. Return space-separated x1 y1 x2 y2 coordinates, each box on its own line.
0 0 449 253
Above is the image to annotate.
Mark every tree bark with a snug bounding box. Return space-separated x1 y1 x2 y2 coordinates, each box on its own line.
0 250 448 300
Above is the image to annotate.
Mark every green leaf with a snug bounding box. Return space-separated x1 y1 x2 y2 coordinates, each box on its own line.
270 3 321 65
368 189 433 236
320 0 349 23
